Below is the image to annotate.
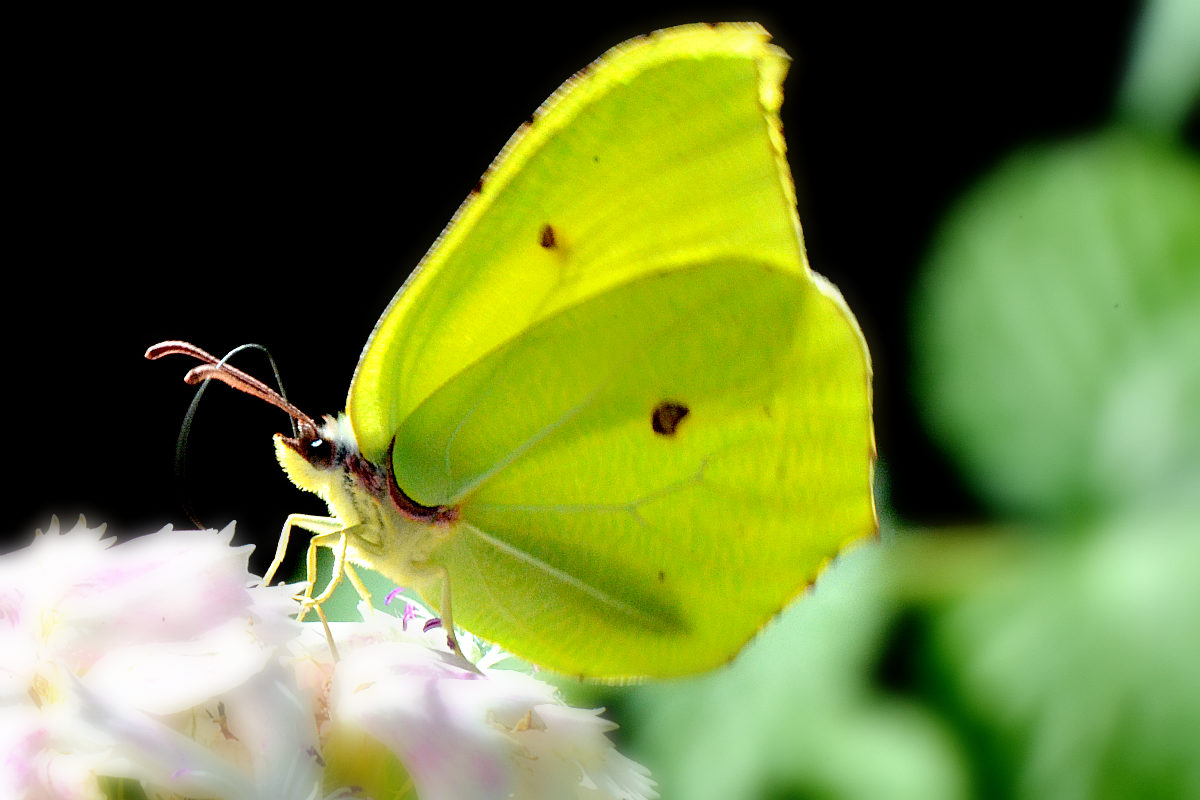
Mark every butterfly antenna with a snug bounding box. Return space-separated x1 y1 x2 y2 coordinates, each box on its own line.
146 341 317 432
146 341 318 527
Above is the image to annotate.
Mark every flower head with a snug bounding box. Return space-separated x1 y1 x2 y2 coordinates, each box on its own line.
1 520 657 799
1 518 312 800
299 602 656 800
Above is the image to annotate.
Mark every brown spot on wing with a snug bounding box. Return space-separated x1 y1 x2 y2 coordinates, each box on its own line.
651 401 689 436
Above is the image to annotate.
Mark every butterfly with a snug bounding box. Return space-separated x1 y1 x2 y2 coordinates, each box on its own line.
149 22 875 680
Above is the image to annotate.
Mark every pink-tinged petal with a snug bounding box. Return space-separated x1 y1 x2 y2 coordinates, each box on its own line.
333 642 512 800
0 709 50 799
82 622 274 716
61 670 256 799
14 523 303 675
220 663 323 799
32 751 104 800
17 526 252 671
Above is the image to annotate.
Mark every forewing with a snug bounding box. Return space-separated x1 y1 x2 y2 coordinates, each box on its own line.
348 24 801 462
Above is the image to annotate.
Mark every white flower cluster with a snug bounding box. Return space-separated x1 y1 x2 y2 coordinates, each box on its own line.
0 519 657 800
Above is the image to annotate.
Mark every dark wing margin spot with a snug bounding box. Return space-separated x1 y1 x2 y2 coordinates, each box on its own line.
651 401 690 436
540 224 557 249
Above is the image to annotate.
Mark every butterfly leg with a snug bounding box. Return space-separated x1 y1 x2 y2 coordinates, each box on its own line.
263 513 345 587
398 560 461 655
343 562 374 613
436 564 460 656
304 528 351 610
308 598 340 662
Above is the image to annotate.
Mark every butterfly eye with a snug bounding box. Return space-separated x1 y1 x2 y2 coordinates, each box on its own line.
304 436 334 469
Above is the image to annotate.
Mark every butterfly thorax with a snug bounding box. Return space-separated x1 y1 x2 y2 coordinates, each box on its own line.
273 414 458 586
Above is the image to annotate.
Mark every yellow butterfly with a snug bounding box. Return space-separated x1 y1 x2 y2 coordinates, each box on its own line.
150 23 875 680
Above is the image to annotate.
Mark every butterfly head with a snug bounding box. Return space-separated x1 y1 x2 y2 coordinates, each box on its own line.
145 341 383 501
273 414 386 504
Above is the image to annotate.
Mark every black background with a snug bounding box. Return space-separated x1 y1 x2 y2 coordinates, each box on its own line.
7 2 1164 574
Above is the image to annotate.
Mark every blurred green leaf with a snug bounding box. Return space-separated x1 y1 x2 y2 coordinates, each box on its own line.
930 508 1200 799
1117 0 1200 134
621 543 969 800
911 130 1200 518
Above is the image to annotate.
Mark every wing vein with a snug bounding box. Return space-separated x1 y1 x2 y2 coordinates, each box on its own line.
448 384 604 503
469 456 708 517
460 522 658 626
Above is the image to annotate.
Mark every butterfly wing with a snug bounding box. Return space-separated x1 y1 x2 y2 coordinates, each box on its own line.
348 24 875 677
